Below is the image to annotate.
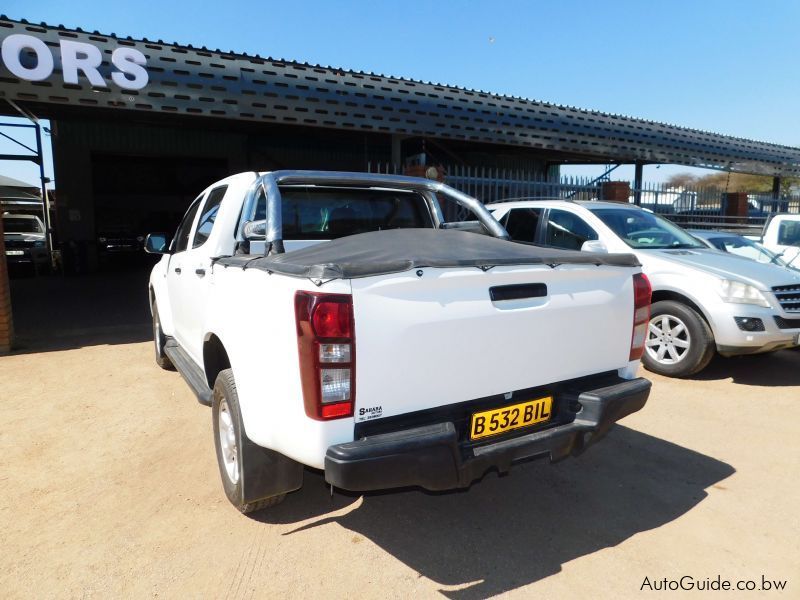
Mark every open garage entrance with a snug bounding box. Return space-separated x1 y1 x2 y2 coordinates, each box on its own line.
2 15 800 353
91 154 228 271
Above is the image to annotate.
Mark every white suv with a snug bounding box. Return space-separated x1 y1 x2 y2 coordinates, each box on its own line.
488 200 800 377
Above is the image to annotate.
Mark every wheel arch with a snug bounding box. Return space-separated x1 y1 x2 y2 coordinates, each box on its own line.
203 333 232 390
650 289 714 331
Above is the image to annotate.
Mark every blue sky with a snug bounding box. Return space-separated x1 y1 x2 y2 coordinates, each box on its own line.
2 0 800 187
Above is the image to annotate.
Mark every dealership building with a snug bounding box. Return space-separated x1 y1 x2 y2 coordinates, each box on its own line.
2 15 800 351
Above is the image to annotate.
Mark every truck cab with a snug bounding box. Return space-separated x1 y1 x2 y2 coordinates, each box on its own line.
755 214 800 266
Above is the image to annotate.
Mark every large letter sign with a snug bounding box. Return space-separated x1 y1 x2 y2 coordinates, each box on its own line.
59 39 106 87
1 34 54 81
110 47 148 90
1 33 148 90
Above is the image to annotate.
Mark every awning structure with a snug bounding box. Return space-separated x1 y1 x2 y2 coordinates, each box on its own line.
1 17 799 177
0 174 40 209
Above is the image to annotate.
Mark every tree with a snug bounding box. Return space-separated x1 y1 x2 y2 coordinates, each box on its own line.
665 171 800 194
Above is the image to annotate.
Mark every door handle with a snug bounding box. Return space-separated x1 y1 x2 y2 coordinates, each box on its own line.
174 267 182 274
195 268 206 277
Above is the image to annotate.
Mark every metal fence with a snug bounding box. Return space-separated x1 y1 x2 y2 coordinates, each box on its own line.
367 162 800 229
368 163 602 220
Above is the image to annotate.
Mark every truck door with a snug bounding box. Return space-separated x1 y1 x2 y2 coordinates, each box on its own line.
171 185 228 362
166 195 203 354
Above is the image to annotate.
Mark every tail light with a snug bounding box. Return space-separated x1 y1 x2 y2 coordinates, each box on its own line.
295 292 355 420
629 273 652 361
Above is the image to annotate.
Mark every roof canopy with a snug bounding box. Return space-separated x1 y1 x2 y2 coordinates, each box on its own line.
1 17 799 177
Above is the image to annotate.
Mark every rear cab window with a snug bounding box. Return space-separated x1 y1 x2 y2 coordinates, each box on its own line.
253 186 434 239
778 220 800 246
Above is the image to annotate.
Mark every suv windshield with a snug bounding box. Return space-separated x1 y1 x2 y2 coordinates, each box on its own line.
589 207 704 249
707 236 788 266
3 216 42 234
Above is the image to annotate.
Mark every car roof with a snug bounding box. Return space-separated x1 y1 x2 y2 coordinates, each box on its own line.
486 199 643 211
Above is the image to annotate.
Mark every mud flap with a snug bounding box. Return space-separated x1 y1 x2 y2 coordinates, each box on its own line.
240 432 304 504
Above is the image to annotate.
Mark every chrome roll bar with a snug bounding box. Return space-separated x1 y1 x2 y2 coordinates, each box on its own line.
241 170 509 254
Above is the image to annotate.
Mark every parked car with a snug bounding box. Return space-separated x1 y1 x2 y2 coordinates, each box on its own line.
748 213 800 264
487 200 800 377
97 229 145 255
689 229 798 270
145 171 651 513
2 212 48 274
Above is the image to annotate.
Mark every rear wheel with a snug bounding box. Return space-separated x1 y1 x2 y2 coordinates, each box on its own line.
212 369 286 513
152 302 174 370
642 300 715 378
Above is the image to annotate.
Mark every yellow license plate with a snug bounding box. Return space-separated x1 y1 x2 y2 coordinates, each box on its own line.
470 396 553 441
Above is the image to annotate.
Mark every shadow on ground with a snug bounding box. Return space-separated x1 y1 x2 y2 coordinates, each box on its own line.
8 265 154 354
255 426 734 598
687 350 800 386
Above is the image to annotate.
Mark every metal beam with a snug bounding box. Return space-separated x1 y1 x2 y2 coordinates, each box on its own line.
0 130 38 155
634 161 644 206
0 154 41 162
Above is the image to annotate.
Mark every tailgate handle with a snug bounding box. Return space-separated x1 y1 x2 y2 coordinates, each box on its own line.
489 283 548 302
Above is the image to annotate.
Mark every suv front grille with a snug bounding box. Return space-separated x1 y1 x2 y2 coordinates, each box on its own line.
774 316 800 330
772 284 800 313
3 239 31 249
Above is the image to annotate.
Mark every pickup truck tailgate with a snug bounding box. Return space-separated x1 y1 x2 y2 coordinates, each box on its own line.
351 264 635 421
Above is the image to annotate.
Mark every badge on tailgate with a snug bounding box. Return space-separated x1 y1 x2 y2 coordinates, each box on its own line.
470 397 553 441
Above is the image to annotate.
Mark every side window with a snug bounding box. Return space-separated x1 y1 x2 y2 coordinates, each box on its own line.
503 208 542 242
172 197 202 254
778 221 800 246
545 209 598 250
192 186 228 248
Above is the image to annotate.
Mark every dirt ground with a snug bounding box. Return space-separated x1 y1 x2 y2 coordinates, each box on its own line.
2 272 799 598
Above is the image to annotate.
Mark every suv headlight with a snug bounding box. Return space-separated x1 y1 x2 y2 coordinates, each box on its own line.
718 279 770 308
33 240 46 248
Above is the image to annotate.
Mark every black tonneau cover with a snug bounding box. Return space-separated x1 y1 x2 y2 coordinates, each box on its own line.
216 229 640 280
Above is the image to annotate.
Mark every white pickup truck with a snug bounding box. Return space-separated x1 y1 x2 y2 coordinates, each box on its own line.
145 171 651 513
750 213 800 266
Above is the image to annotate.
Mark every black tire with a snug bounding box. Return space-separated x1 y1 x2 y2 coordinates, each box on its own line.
212 369 286 514
152 302 174 370
642 300 715 378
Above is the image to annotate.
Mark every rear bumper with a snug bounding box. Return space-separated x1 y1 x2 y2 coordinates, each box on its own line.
325 376 651 492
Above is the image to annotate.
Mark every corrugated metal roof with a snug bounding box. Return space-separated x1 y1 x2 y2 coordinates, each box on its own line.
1 16 799 176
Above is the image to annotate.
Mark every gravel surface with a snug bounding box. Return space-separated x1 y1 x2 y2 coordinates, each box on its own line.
2 273 798 598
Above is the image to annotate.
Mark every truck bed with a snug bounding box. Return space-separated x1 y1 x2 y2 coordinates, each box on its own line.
215 229 642 433
216 228 640 278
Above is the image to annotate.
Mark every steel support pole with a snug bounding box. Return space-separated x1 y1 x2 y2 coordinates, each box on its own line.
390 134 402 171
34 122 53 261
633 162 644 206
772 176 782 199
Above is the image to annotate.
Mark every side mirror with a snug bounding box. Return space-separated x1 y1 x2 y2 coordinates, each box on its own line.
243 219 267 240
144 233 170 254
581 240 608 253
